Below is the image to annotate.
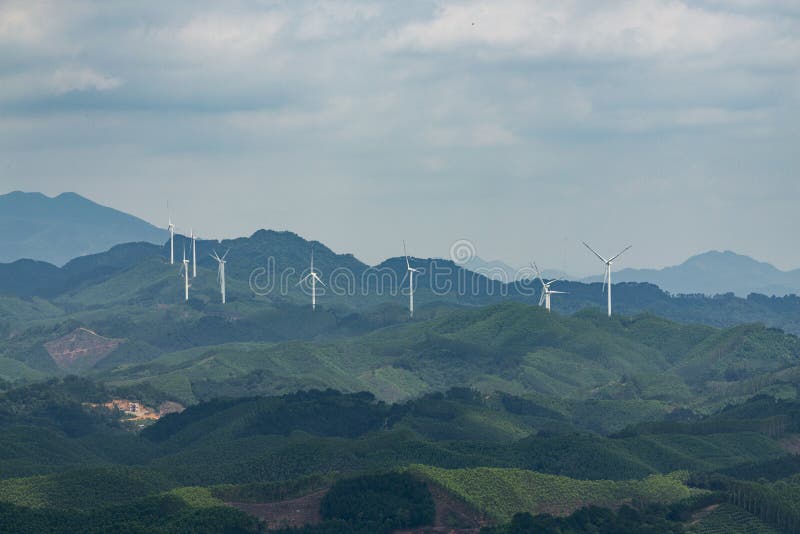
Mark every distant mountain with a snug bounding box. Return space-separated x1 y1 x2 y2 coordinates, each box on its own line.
582 250 800 297
461 256 570 282
461 256 522 282
0 191 165 266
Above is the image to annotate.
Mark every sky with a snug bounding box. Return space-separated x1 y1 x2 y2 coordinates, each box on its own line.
0 0 798 276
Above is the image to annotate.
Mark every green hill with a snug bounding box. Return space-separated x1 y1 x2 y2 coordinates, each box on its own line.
96 303 800 413
408 465 691 522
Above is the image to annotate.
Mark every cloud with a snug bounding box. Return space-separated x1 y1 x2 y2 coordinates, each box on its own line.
0 0 798 271
386 0 775 60
50 66 121 94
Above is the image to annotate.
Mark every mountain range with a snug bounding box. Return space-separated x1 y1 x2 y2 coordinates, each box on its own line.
2 191 799 298
582 250 800 297
0 191 165 266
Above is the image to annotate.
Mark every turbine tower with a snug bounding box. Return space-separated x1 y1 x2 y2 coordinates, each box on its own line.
168 209 175 265
404 241 421 318
532 262 566 312
191 229 197 278
297 248 325 310
211 249 229 304
582 242 631 317
181 246 191 301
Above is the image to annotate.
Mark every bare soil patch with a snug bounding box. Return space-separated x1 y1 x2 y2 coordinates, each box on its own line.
780 434 800 454
232 481 487 533
86 398 185 421
687 504 719 526
228 489 327 531
44 327 122 369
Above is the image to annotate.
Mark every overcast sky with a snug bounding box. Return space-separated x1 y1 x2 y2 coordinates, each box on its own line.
0 0 798 275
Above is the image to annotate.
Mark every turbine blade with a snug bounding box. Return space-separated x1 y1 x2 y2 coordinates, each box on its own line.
538 292 546 306
602 267 609 293
583 242 608 263
532 261 543 279
221 248 230 260
609 245 632 263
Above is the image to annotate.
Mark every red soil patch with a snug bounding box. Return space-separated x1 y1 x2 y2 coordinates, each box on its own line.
780 434 800 454
228 489 327 531
398 482 487 533
230 482 487 533
44 327 122 369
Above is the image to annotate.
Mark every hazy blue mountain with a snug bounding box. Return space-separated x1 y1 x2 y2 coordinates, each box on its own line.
461 256 522 282
582 250 800 296
0 191 165 266
461 256 570 283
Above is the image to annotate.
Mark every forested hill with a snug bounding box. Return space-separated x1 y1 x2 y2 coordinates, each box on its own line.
1 231 800 335
1 378 799 533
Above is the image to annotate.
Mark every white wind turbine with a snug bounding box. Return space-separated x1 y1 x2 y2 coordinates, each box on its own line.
191 229 197 278
180 246 191 301
583 242 631 317
404 241 421 318
211 249 229 304
532 262 566 312
297 248 325 310
168 208 175 265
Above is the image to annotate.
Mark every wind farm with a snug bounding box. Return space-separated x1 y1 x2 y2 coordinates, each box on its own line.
2 1 795 531
159 210 636 319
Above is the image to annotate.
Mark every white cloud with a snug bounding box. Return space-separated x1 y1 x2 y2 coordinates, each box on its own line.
425 124 518 147
386 0 771 60
0 1 50 44
50 66 121 94
171 12 286 58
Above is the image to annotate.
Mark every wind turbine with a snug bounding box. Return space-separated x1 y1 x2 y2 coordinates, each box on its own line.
532 262 566 312
211 249 229 304
297 248 325 310
168 206 175 265
180 246 191 301
583 242 631 317
404 241 421 318
191 229 197 278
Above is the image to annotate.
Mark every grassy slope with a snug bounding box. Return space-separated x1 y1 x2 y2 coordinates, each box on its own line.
688 503 780 534
408 465 692 522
